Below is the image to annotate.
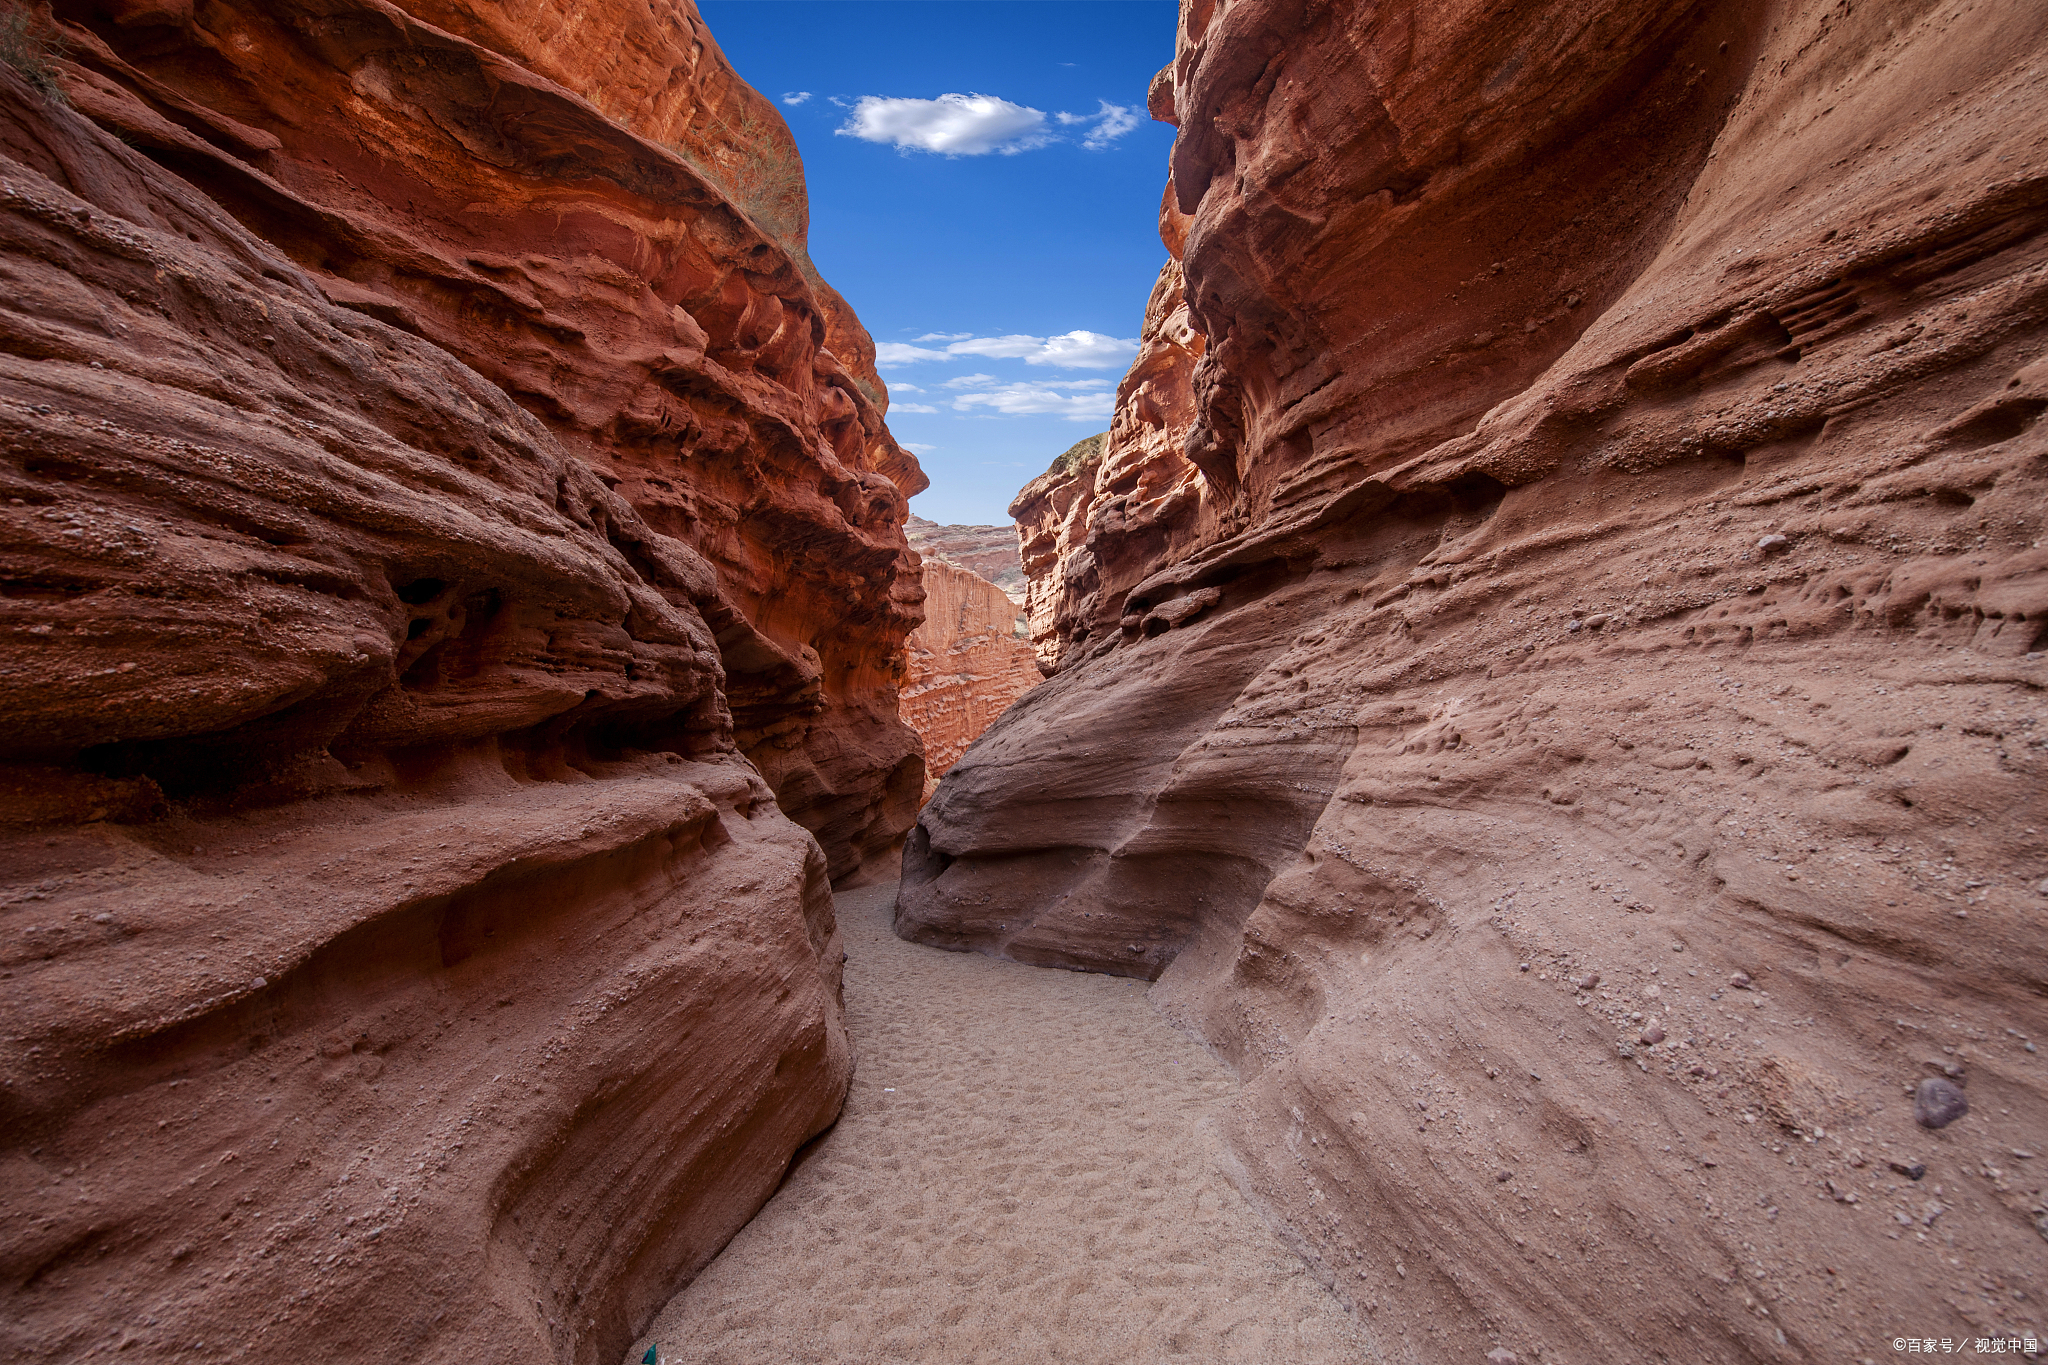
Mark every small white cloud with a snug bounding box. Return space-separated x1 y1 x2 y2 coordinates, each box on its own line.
1026 329 1139 368
901 442 937 453
875 342 950 366
881 333 1141 371
942 373 1002 389
1056 111 1089 126
892 402 939 414
1079 100 1141 151
889 382 925 393
945 334 1045 361
781 91 812 106
837 93 1049 156
950 380 1117 420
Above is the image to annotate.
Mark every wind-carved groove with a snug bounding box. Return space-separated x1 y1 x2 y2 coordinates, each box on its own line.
1768 278 1864 355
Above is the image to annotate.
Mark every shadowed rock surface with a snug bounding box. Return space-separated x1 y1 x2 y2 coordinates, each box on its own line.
0 1 923 1359
42 0 928 881
905 0 2048 1357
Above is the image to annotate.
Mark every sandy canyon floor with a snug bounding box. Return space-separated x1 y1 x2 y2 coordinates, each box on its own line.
629 882 1373 1365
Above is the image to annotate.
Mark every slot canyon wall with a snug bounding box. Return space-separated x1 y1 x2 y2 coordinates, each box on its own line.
900 555 1039 803
0 2 923 1362
904 0 2048 1359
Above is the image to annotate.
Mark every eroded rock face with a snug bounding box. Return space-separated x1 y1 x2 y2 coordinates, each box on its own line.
0 2 897 1357
901 558 1039 802
905 514 1026 602
44 0 927 881
905 0 2048 1356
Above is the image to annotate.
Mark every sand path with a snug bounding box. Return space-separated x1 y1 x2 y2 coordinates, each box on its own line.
630 881 1372 1365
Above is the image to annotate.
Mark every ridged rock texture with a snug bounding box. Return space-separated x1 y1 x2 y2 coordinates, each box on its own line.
0 1 925 1360
905 513 1027 602
905 0 2048 1359
900 557 1039 802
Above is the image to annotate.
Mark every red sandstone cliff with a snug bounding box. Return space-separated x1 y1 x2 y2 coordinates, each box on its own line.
44 0 927 882
901 558 1039 801
906 514 1027 602
0 2 920 1360
905 0 2048 1357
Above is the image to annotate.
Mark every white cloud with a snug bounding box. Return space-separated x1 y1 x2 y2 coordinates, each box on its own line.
881 333 1141 370
944 334 1044 361
875 341 950 366
914 332 974 342
837 93 1049 156
942 373 1002 389
950 381 1117 421
1081 101 1141 151
892 402 939 414
782 91 812 106
889 382 925 393
1023 330 1139 367
902 442 937 453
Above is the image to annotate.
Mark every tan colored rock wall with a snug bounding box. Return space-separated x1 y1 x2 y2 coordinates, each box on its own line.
0 0 916 1357
905 0 2048 1357
902 559 1040 800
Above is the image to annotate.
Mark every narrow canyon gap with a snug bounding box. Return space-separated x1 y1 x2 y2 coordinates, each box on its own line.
0 2 928 1362
905 0 2048 1359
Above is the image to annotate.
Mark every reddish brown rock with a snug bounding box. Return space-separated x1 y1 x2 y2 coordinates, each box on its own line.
43 0 927 882
0 1 919 1357
905 0 2048 1357
906 514 1027 602
901 558 1039 801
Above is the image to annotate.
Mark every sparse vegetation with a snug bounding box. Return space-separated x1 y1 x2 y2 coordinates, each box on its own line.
0 6 65 101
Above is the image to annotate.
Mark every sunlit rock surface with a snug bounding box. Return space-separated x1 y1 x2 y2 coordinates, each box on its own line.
906 514 1027 602
900 558 1039 803
0 1 921 1358
905 0 2048 1357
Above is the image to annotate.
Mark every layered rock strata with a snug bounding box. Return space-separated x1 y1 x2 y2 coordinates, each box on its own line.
906 514 1026 602
0 1 916 1358
44 0 927 881
905 0 2048 1358
900 558 1039 801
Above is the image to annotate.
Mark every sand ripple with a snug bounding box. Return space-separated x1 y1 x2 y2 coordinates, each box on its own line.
631 881 1370 1364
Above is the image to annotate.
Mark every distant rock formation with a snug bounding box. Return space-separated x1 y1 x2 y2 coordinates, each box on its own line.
905 0 2048 1358
0 2 921 1361
901 559 1040 802
906 514 1027 601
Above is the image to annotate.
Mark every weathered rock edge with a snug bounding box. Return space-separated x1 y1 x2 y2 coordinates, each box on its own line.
905 0 2048 1357
0 3 904 1358
36 0 928 882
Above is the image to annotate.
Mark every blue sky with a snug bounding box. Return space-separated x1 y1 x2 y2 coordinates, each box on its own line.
699 0 1180 525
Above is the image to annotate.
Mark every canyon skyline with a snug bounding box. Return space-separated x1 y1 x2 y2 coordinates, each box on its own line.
0 0 2042 1362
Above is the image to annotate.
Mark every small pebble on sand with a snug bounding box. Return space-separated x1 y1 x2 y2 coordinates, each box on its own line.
1639 1022 1665 1045
1576 972 1600 991
1729 971 1753 990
